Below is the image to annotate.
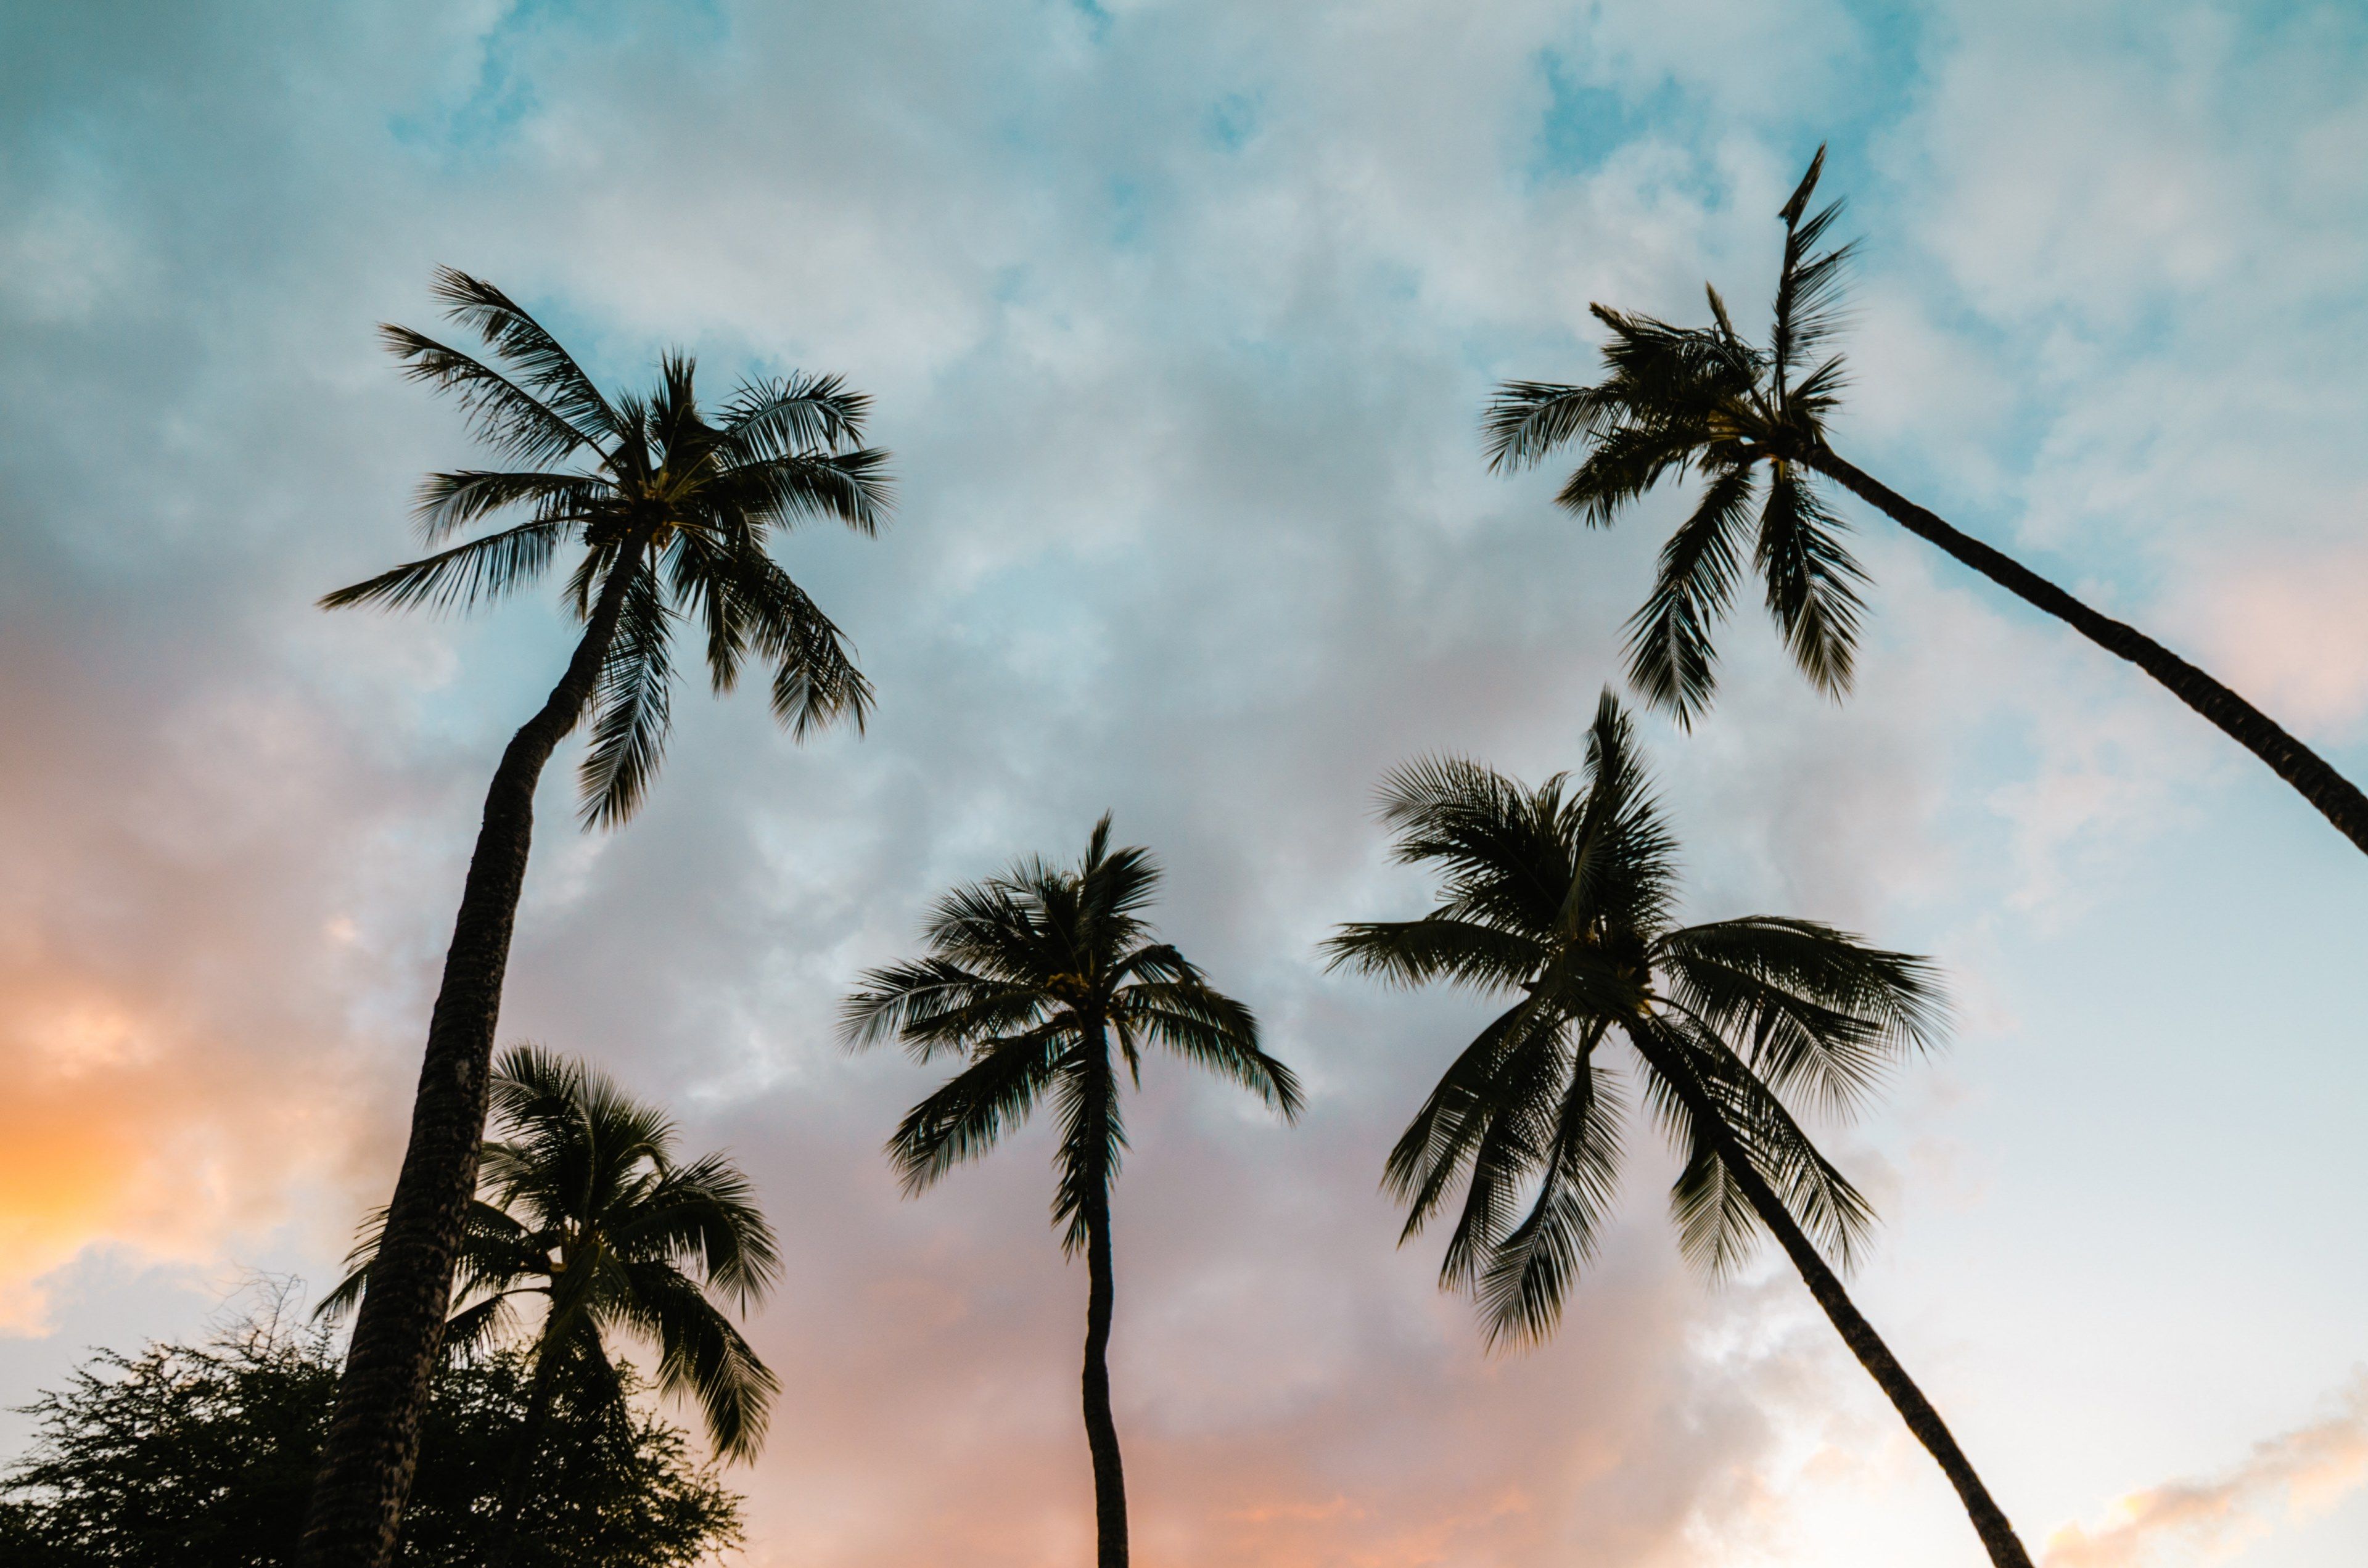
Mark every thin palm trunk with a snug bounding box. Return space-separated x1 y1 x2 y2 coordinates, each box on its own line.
1079 1043 1129 1568
1632 1029 2033 1568
300 528 655 1568
1807 449 2368 858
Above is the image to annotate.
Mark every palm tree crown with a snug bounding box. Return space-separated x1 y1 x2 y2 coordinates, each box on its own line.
1326 693 2034 1568
323 1045 782 1461
841 815 1303 1238
1326 690 1938 1339
326 268 892 826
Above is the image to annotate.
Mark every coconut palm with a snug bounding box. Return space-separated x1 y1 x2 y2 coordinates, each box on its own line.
1484 148 2368 858
303 271 887 1568
841 818 1302 1568
318 1045 780 1565
1325 692 2031 1568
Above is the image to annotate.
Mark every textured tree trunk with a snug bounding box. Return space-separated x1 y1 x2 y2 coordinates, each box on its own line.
298 530 653 1568
1632 1028 2033 1568
1079 1043 1130 1568
1808 449 2368 859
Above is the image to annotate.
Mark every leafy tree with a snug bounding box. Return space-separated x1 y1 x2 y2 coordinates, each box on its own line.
1 1304 739 1567
841 817 1303 1568
304 270 887 1567
321 1045 781 1562
1485 148 2368 858
1326 692 2032 1568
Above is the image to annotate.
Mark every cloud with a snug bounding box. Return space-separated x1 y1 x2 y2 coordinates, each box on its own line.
2044 1374 2368 1568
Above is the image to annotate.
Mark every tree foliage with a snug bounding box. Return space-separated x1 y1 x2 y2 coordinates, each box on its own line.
1 1302 741 1568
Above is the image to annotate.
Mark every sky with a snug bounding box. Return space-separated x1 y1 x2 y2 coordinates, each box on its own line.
3 1 2366 1564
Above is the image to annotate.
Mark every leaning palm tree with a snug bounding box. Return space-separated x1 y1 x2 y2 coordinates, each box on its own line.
319 1045 780 1564
303 270 888 1568
1485 148 2368 858
1326 692 2031 1568
841 818 1302 1568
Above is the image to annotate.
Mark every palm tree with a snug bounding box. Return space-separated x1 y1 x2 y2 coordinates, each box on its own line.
302 270 888 1568
1325 692 2032 1568
319 1045 780 1564
1484 148 2368 859
841 818 1302 1568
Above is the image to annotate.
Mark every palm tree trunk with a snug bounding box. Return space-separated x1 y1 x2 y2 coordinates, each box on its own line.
1634 1030 2033 1568
1079 1046 1130 1568
298 528 655 1568
1808 448 2368 858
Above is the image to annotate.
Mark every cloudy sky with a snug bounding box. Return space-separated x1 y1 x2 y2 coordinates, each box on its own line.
4 1 2367 1564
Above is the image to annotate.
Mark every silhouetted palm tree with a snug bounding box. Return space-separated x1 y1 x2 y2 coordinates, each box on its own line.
842 818 1302 1568
320 1045 780 1564
1486 148 2368 859
303 270 887 1568
1326 692 2031 1568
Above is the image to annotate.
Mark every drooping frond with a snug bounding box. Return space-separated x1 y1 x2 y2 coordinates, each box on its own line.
577 558 677 829
886 1022 1073 1193
1624 464 1756 723
1114 979 1302 1119
1658 917 1944 1114
1473 1027 1625 1345
1755 466 1865 697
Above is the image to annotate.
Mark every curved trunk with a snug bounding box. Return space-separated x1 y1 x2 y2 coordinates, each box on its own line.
1808 449 2368 860
1630 1028 2033 1568
1079 1035 1130 1568
298 529 654 1568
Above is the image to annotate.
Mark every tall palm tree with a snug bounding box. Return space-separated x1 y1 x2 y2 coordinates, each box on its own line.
840 818 1302 1568
1484 148 2368 858
303 270 888 1568
319 1045 781 1564
1325 692 2032 1568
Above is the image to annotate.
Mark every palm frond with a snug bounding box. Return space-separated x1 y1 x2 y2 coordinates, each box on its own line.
1624 464 1756 723
1755 466 1865 698
577 558 676 829
724 372 873 459
379 324 597 467
1474 1030 1625 1345
410 470 604 544
886 1022 1072 1193
1482 381 1621 473
429 268 624 440
318 519 570 614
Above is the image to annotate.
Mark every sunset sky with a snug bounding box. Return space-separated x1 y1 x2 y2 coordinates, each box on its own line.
4 2 2367 1564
